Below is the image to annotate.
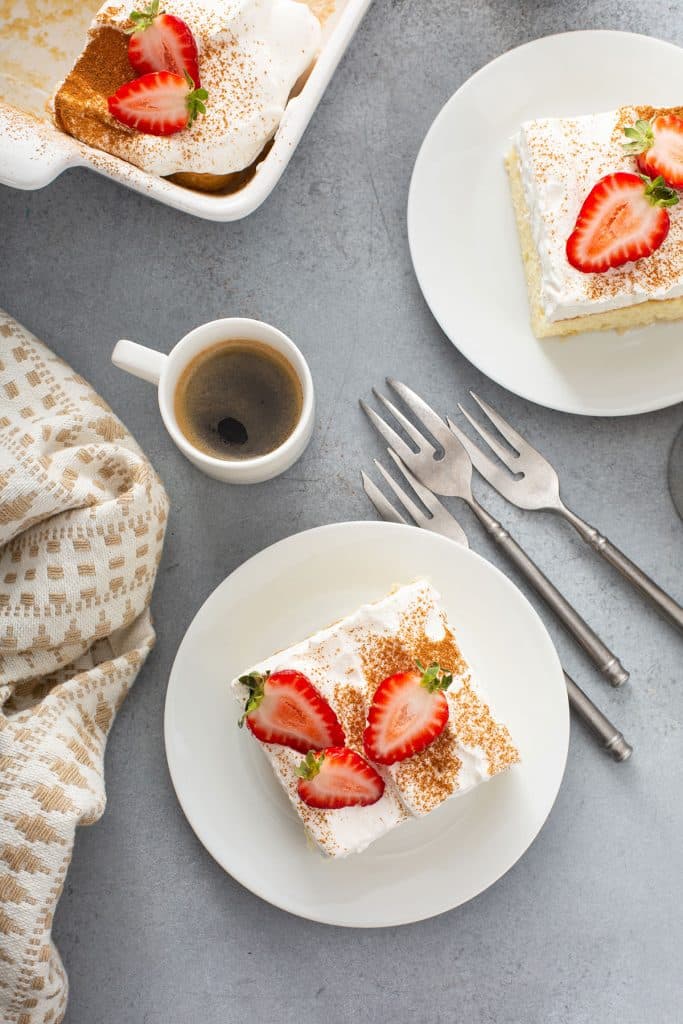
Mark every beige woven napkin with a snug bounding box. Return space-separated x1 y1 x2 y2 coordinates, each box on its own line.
0 310 168 1023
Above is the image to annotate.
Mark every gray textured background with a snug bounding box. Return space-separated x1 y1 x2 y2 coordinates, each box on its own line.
2 1 683 1021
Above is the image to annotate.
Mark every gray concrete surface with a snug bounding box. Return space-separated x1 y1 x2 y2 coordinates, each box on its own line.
2 1 683 1021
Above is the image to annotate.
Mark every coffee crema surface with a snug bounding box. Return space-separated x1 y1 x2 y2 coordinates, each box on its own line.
174 340 303 460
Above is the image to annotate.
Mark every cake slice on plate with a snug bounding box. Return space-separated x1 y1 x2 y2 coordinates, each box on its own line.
232 581 520 858
506 106 683 338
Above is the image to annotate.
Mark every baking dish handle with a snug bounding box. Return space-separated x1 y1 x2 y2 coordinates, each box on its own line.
0 113 81 190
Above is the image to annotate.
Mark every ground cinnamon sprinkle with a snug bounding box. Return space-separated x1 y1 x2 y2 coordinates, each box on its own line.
524 105 683 307
611 104 683 144
244 582 520 855
50 0 333 194
450 680 520 777
395 727 462 814
356 597 467 694
579 105 683 303
53 23 276 195
333 683 366 753
53 26 135 142
352 592 517 814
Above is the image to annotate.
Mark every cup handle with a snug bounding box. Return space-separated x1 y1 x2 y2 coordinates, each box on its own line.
112 340 167 385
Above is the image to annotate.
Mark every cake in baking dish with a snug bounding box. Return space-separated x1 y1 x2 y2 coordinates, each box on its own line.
51 0 332 192
507 106 683 338
232 581 520 858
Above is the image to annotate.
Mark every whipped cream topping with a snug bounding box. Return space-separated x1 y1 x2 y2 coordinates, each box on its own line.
56 0 321 176
513 107 683 322
232 581 519 858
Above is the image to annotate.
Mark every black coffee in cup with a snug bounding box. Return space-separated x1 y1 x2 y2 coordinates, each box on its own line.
174 340 303 461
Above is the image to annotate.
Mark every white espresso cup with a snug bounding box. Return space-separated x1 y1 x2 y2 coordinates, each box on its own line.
112 318 314 484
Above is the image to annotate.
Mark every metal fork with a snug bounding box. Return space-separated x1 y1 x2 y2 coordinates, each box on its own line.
360 379 628 687
450 393 683 634
361 453 632 761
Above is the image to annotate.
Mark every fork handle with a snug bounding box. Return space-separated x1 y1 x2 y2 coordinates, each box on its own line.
469 499 629 686
563 671 632 761
561 508 683 633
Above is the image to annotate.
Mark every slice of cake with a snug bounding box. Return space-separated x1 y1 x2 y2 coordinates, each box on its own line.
232 581 519 858
51 0 324 193
507 106 683 338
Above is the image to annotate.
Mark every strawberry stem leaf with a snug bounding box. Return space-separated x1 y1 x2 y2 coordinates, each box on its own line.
641 174 679 208
622 118 654 156
126 0 162 33
238 670 270 726
184 69 208 121
418 661 453 693
296 750 324 780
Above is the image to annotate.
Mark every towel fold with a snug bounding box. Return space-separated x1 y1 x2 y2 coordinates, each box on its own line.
0 310 168 1024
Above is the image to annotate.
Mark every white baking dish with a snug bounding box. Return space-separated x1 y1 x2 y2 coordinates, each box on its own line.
0 0 371 220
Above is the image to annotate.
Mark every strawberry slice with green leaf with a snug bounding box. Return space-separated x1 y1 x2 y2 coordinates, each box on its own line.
363 661 452 765
239 669 345 755
127 0 201 87
107 70 208 136
623 113 683 189
566 172 678 275
296 748 385 809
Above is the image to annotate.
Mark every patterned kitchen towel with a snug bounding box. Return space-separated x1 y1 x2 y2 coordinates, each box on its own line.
0 310 169 1023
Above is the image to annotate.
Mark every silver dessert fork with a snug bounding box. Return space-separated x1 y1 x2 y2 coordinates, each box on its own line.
361 452 632 761
450 393 683 634
360 379 628 687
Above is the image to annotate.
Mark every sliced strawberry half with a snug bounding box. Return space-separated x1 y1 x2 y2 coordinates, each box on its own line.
239 669 345 755
296 748 385 809
566 172 678 275
624 114 683 189
107 70 207 136
127 0 201 87
363 662 452 765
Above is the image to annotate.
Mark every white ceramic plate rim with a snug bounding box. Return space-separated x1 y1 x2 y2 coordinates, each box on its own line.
164 521 569 927
407 30 683 417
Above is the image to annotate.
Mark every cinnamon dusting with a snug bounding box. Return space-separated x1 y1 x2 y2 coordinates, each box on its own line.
521 105 683 311
53 26 135 141
395 728 462 814
49 0 332 192
242 582 520 855
354 590 517 815
333 683 365 754
356 598 467 694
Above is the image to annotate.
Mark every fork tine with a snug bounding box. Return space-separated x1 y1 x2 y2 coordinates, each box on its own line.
361 471 407 526
359 399 417 464
372 460 427 526
372 389 435 454
469 392 531 455
456 404 520 472
386 378 454 447
365 458 470 548
385 449 443 516
446 416 508 479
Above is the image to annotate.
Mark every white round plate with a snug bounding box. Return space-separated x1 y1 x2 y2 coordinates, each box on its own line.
164 522 569 927
407 31 683 417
